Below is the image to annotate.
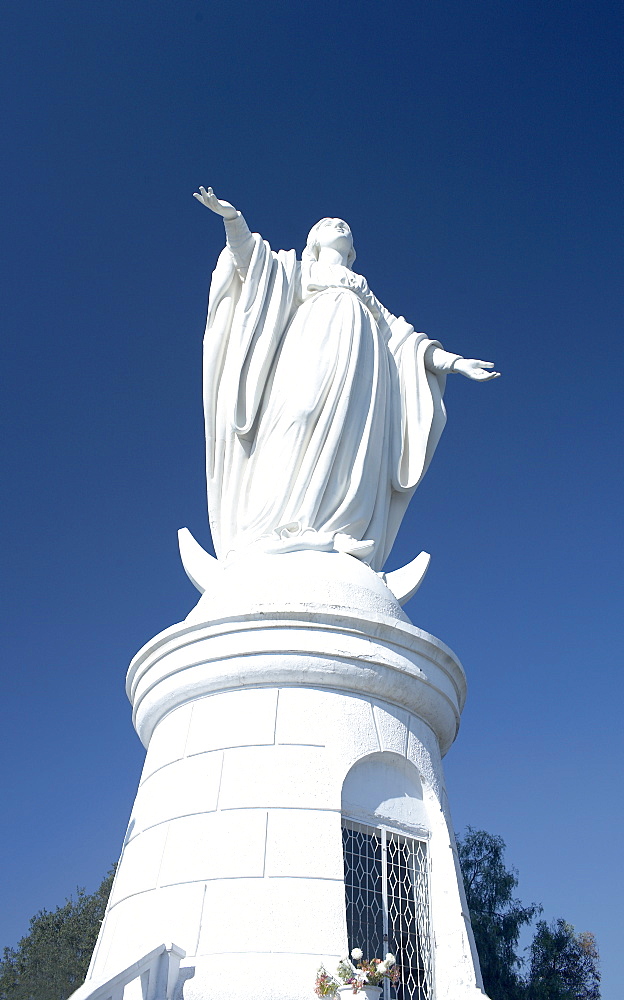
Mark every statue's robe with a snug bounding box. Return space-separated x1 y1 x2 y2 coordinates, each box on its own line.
203 233 448 572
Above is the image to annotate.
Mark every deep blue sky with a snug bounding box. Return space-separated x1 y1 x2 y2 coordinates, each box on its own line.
2 2 622 996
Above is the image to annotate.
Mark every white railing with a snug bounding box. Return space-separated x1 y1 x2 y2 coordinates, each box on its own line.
68 943 186 1000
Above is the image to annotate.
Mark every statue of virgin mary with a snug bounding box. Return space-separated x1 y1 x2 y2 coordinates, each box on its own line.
195 187 499 573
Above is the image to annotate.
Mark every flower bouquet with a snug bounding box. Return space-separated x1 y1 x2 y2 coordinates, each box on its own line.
315 948 400 997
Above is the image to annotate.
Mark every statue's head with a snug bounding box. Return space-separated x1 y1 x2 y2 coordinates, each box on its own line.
303 218 357 268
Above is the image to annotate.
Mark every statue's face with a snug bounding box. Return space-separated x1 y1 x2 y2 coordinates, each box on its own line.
315 218 354 257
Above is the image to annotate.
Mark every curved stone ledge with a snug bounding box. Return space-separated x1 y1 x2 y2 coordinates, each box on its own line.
127 607 466 755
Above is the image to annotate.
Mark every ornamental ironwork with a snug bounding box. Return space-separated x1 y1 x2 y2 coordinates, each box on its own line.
342 820 432 1000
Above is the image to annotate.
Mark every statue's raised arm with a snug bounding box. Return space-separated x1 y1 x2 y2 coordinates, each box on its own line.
194 186 256 277
193 188 500 579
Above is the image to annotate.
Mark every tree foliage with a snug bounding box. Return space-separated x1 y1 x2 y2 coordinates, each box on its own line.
457 829 600 999
0 868 114 1000
457 827 540 1000
527 919 600 1000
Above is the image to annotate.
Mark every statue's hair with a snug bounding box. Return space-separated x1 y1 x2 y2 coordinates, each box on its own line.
302 218 357 269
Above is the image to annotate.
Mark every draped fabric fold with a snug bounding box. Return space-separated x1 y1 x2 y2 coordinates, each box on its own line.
203 233 448 572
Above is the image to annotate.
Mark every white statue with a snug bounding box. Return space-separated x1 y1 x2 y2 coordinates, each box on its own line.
193 186 499 575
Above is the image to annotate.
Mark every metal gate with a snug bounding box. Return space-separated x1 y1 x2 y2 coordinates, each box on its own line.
342 819 433 1000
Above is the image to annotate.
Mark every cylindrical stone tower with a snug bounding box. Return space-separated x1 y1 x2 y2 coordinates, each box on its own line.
82 550 488 1000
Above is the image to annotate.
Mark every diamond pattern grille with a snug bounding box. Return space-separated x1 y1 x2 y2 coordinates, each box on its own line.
342 821 432 1000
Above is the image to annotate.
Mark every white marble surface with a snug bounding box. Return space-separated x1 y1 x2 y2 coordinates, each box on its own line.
82 556 488 1000
89 684 485 1000
75 189 499 997
126 552 466 755
195 188 499 574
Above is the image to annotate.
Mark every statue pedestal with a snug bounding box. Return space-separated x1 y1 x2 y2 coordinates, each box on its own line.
84 552 488 1000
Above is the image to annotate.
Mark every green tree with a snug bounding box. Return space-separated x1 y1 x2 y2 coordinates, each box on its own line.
527 918 600 1000
0 867 114 1000
457 828 540 1000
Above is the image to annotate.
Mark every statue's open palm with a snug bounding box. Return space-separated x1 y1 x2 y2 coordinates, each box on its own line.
453 358 500 380
193 186 238 220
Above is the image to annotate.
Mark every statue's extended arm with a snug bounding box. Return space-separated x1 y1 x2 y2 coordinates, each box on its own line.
193 185 254 277
425 345 500 380
369 284 500 382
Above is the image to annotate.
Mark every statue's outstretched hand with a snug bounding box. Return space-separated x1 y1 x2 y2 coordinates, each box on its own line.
193 186 238 221
453 358 500 381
